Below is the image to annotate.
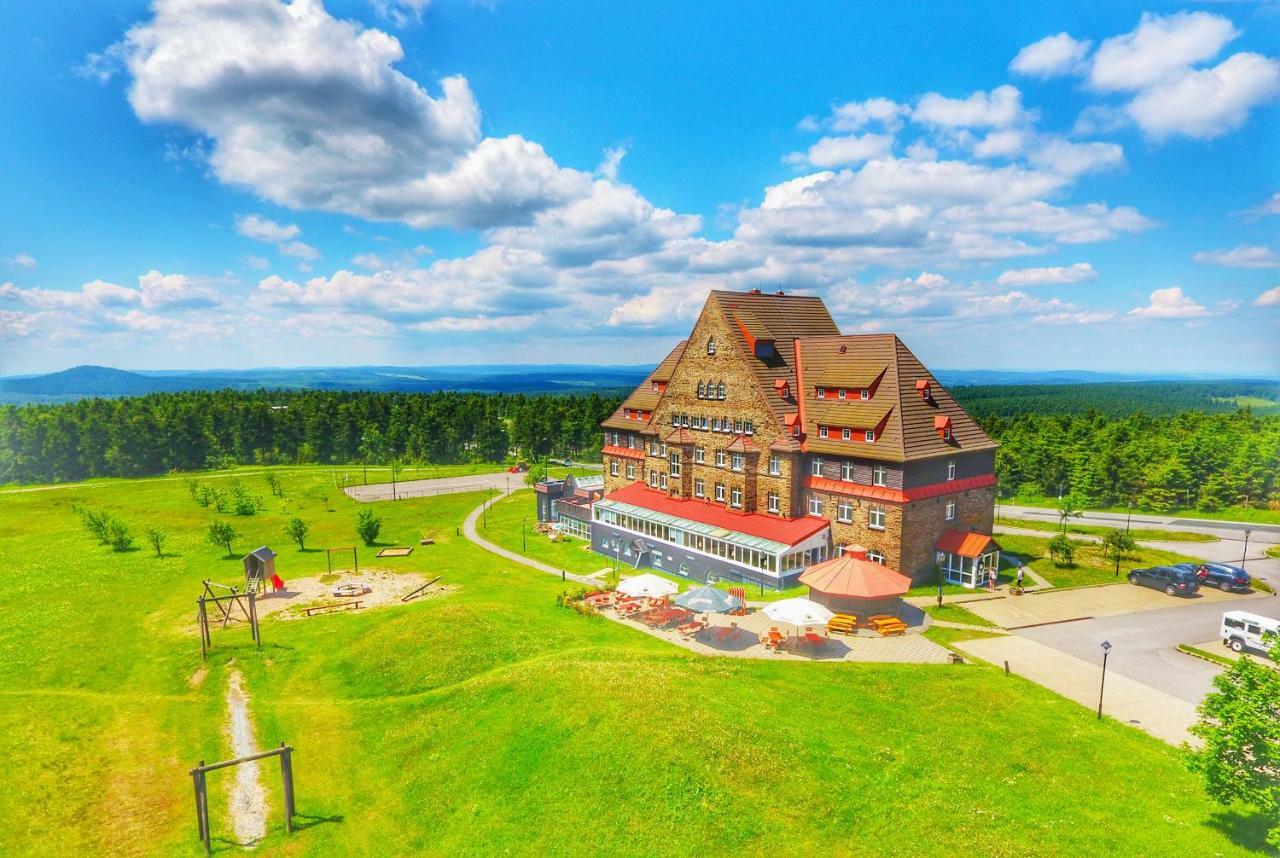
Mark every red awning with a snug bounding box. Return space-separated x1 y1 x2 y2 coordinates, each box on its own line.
936 530 1000 558
602 482 829 546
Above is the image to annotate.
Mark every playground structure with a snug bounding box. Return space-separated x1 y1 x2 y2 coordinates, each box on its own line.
190 743 296 854
325 546 358 576
197 579 261 659
401 575 442 602
242 546 277 595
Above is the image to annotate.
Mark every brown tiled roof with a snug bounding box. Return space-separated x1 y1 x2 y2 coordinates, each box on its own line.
709 291 839 432
724 435 761 453
664 427 696 445
813 365 886 389
601 340 687 431
797 333 996 462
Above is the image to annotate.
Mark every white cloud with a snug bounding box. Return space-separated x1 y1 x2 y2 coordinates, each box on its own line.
1010 32 1092 78
1194 244 1280 268
913 85 1030 128
1255 286 1280 307
1125 52 1280 141
352 253 389 271
370 0 430 28
0 308 47 338
1242 192 1280 220
1026 137 1125 176
137 270 220 309
243 255 270 271
1128 286 1208 319
997 263 1097 286
790 133 894 168
972 130 1024 159
1032 309 1116 325
1089 12 1239 92
235 214 300 243
279 240 321 261
830 97 909 132
7 253 37 269
607 285 712 327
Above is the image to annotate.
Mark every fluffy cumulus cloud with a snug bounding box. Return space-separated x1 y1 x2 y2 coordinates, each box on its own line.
996 263 1097 286
913 85 1030 128
1014 12 1280 141
1128 286 1208 319
235 214 300 244
1255 286 1280 307
787 133 895 168
1194 245 1280 269
1010 33 1092 78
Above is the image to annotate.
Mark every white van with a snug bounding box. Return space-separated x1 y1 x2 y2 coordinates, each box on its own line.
1220 611 1280 656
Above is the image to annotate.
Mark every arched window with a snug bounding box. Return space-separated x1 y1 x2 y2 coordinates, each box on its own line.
717 381 726 399
707 337 716 355
697 381 705 398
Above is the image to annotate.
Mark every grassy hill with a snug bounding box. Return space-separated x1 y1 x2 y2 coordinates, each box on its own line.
0 467 1269 855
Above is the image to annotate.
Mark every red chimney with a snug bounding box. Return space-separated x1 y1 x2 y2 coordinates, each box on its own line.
842 544 868 560
748 288 762 294
774 289 785 296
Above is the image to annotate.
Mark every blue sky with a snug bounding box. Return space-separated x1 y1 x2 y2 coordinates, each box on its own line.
1 0 1278 376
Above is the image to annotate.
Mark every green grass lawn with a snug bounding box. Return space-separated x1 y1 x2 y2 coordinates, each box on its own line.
1009 495 1280 526
996 532 1203 589
923 603 998 628
0 467 1271 855
1266 546 1280 560
995 516 1217 542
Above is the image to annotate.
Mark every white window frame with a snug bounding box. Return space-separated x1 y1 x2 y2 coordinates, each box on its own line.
817 388 826 400
659 472 668 489
669 452 681 477
865 429 876 442
819 426 828 439
808 497 823 516
810 458 823 477
945 500 956 521
860 388 869 400
767 492 780 513
841 461 854 482
715 450 727 467
730 487 743 508
838 388 847 400
947 458 956 480
869 505 885 530
695 446 705 464
694 478 705 498
731 453 744 472
836 501 853 523
714 483 726 502
610 460 619 476
769 455 782 476
841 428 851 440
866 549 885 565
707 337 716 355
648 471 658 487
872 464 886 487
626 462 635 479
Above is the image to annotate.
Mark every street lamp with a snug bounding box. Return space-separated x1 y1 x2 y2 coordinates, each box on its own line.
1242 528 1251 571
521 517 527 552
1097 640 1112 720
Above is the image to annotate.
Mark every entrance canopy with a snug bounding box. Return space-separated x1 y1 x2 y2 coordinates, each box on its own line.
799 549 911 599
936 530 1000 558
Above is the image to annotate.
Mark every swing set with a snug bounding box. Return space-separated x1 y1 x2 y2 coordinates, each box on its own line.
196 579 261 660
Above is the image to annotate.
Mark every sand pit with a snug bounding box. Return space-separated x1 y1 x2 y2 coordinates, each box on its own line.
254 570 449 620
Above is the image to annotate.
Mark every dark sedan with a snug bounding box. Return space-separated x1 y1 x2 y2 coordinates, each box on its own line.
1127 565 1201 597
1195 562 1252 593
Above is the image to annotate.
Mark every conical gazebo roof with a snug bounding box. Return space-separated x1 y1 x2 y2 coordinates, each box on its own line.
799 547 911 599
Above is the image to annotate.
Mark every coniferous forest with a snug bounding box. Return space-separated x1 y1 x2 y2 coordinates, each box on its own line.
1 386 1277 513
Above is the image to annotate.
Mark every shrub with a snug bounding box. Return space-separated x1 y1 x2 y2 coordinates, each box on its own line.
145 528 167 558
355 508 382 546
206 521 238 557
285 517 310 550
75 505 112 544
106 518 134 552
1047 534 1075 567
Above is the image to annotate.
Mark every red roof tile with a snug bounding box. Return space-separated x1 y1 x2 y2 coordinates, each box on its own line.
799 555 912 599
803 473 996 504
935 530 1000 558
603 482 830 546
601 445 646 461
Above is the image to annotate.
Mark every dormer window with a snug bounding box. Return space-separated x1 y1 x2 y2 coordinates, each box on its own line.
651 381 659 392
860 388 869 400
934 414 953 441
916 379 932 401
707 337 716 355
838 388 847 400
865 429 876 442
817 388 826 399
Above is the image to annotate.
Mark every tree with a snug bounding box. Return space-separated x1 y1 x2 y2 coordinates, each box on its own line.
1100 528 1137 564
355 508 382 546
1056 493 1084 533
106 517 134 552
206 521 238 557
1047 533 1075 567
1187 636 1280 849
264 471 282 497
285 517 310 550
145 527 167 558
75 505 111 543
524 462 548 487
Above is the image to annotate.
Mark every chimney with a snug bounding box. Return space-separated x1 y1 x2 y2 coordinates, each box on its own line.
842 544 868 560
774 289 785 296
748 288 762 294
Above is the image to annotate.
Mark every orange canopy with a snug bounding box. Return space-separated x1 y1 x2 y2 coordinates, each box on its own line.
799 551 912 599
936 530 999 558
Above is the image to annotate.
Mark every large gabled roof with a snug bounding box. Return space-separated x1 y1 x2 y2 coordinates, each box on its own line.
796 333 996 462
601 339 687 431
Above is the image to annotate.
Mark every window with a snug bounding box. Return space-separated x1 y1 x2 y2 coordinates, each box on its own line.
860 388 869 400
946 458 956 481
717 382 726 399
712 417 720 432
669 452 681 477
837 501 853 523
660 443 667 456
731 454 744 471
841 461 854 482
659 473 668 489
694 446 705 464
865 429 876 442
681 415 690 428
767 492 780 513
744 420 753 435
648 471 658 487
819 426 829 439
611 431 620 445
707 337 716 354
730 487 742 508
610 460 619 476
651 381 659 392
808 497 823 516
697 381 705 398
841 428 851 440
714 483 726 502
694 479 705 498
869 505 885 530
838 388 847 399
872 464 886 487
810 458 823 476
945 500 956 521
943 426 953 441
769 455 782 475
715 450 727 467
626 463 635 479
817 388 827 399
866 549 885 565
734 419 743 433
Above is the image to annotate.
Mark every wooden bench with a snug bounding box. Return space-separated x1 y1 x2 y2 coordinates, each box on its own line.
869 615 908 636
305 600 363 617
827 614 858 635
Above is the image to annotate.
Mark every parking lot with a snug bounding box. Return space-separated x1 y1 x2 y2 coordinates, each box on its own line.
961 580 1254 629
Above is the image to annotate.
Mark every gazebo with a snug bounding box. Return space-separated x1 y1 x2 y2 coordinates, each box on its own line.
798 545 912 617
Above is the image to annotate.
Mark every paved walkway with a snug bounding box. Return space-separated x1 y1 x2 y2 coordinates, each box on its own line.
961 581 1248 629
954 635 1199 746
461 488 594 585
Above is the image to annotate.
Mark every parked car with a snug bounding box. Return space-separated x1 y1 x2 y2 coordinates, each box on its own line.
1195 562 1253 593
1220 610 1279 655
1127 565 1201 597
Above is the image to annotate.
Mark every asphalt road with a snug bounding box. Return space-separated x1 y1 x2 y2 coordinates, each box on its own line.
1017 591 1280 704
343 470 514 502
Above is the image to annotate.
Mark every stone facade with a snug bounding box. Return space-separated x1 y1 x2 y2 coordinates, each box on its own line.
900 484 997 580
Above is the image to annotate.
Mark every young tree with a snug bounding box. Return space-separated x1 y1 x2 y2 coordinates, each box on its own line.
185 477 200 502
524 462 548 487
1047 533 1075 567
1187 637 1280 848
355 508 382 546
285 517 310 550
1100 528 1138 564
75 505 112 543
1056 493 1085 533
145 527 167 558
206 521 238 557
263 471 282 497
106 517 134 552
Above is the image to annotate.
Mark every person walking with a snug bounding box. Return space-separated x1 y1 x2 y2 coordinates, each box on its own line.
1015 568 1025 589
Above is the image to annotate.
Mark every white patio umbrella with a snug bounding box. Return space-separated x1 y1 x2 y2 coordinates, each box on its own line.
763 597 834 643
617 573 679 599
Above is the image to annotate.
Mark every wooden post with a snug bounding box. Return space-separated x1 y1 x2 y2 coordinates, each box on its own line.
198 599 209 660
193 763 211 854
248 592 260 648
352 547 358 576
280 742 296 832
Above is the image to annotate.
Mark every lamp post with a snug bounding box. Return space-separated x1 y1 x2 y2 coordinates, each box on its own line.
521 517 527 552
1241 528 1251 571
1125 501 1132 533
1097 640 1112 720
